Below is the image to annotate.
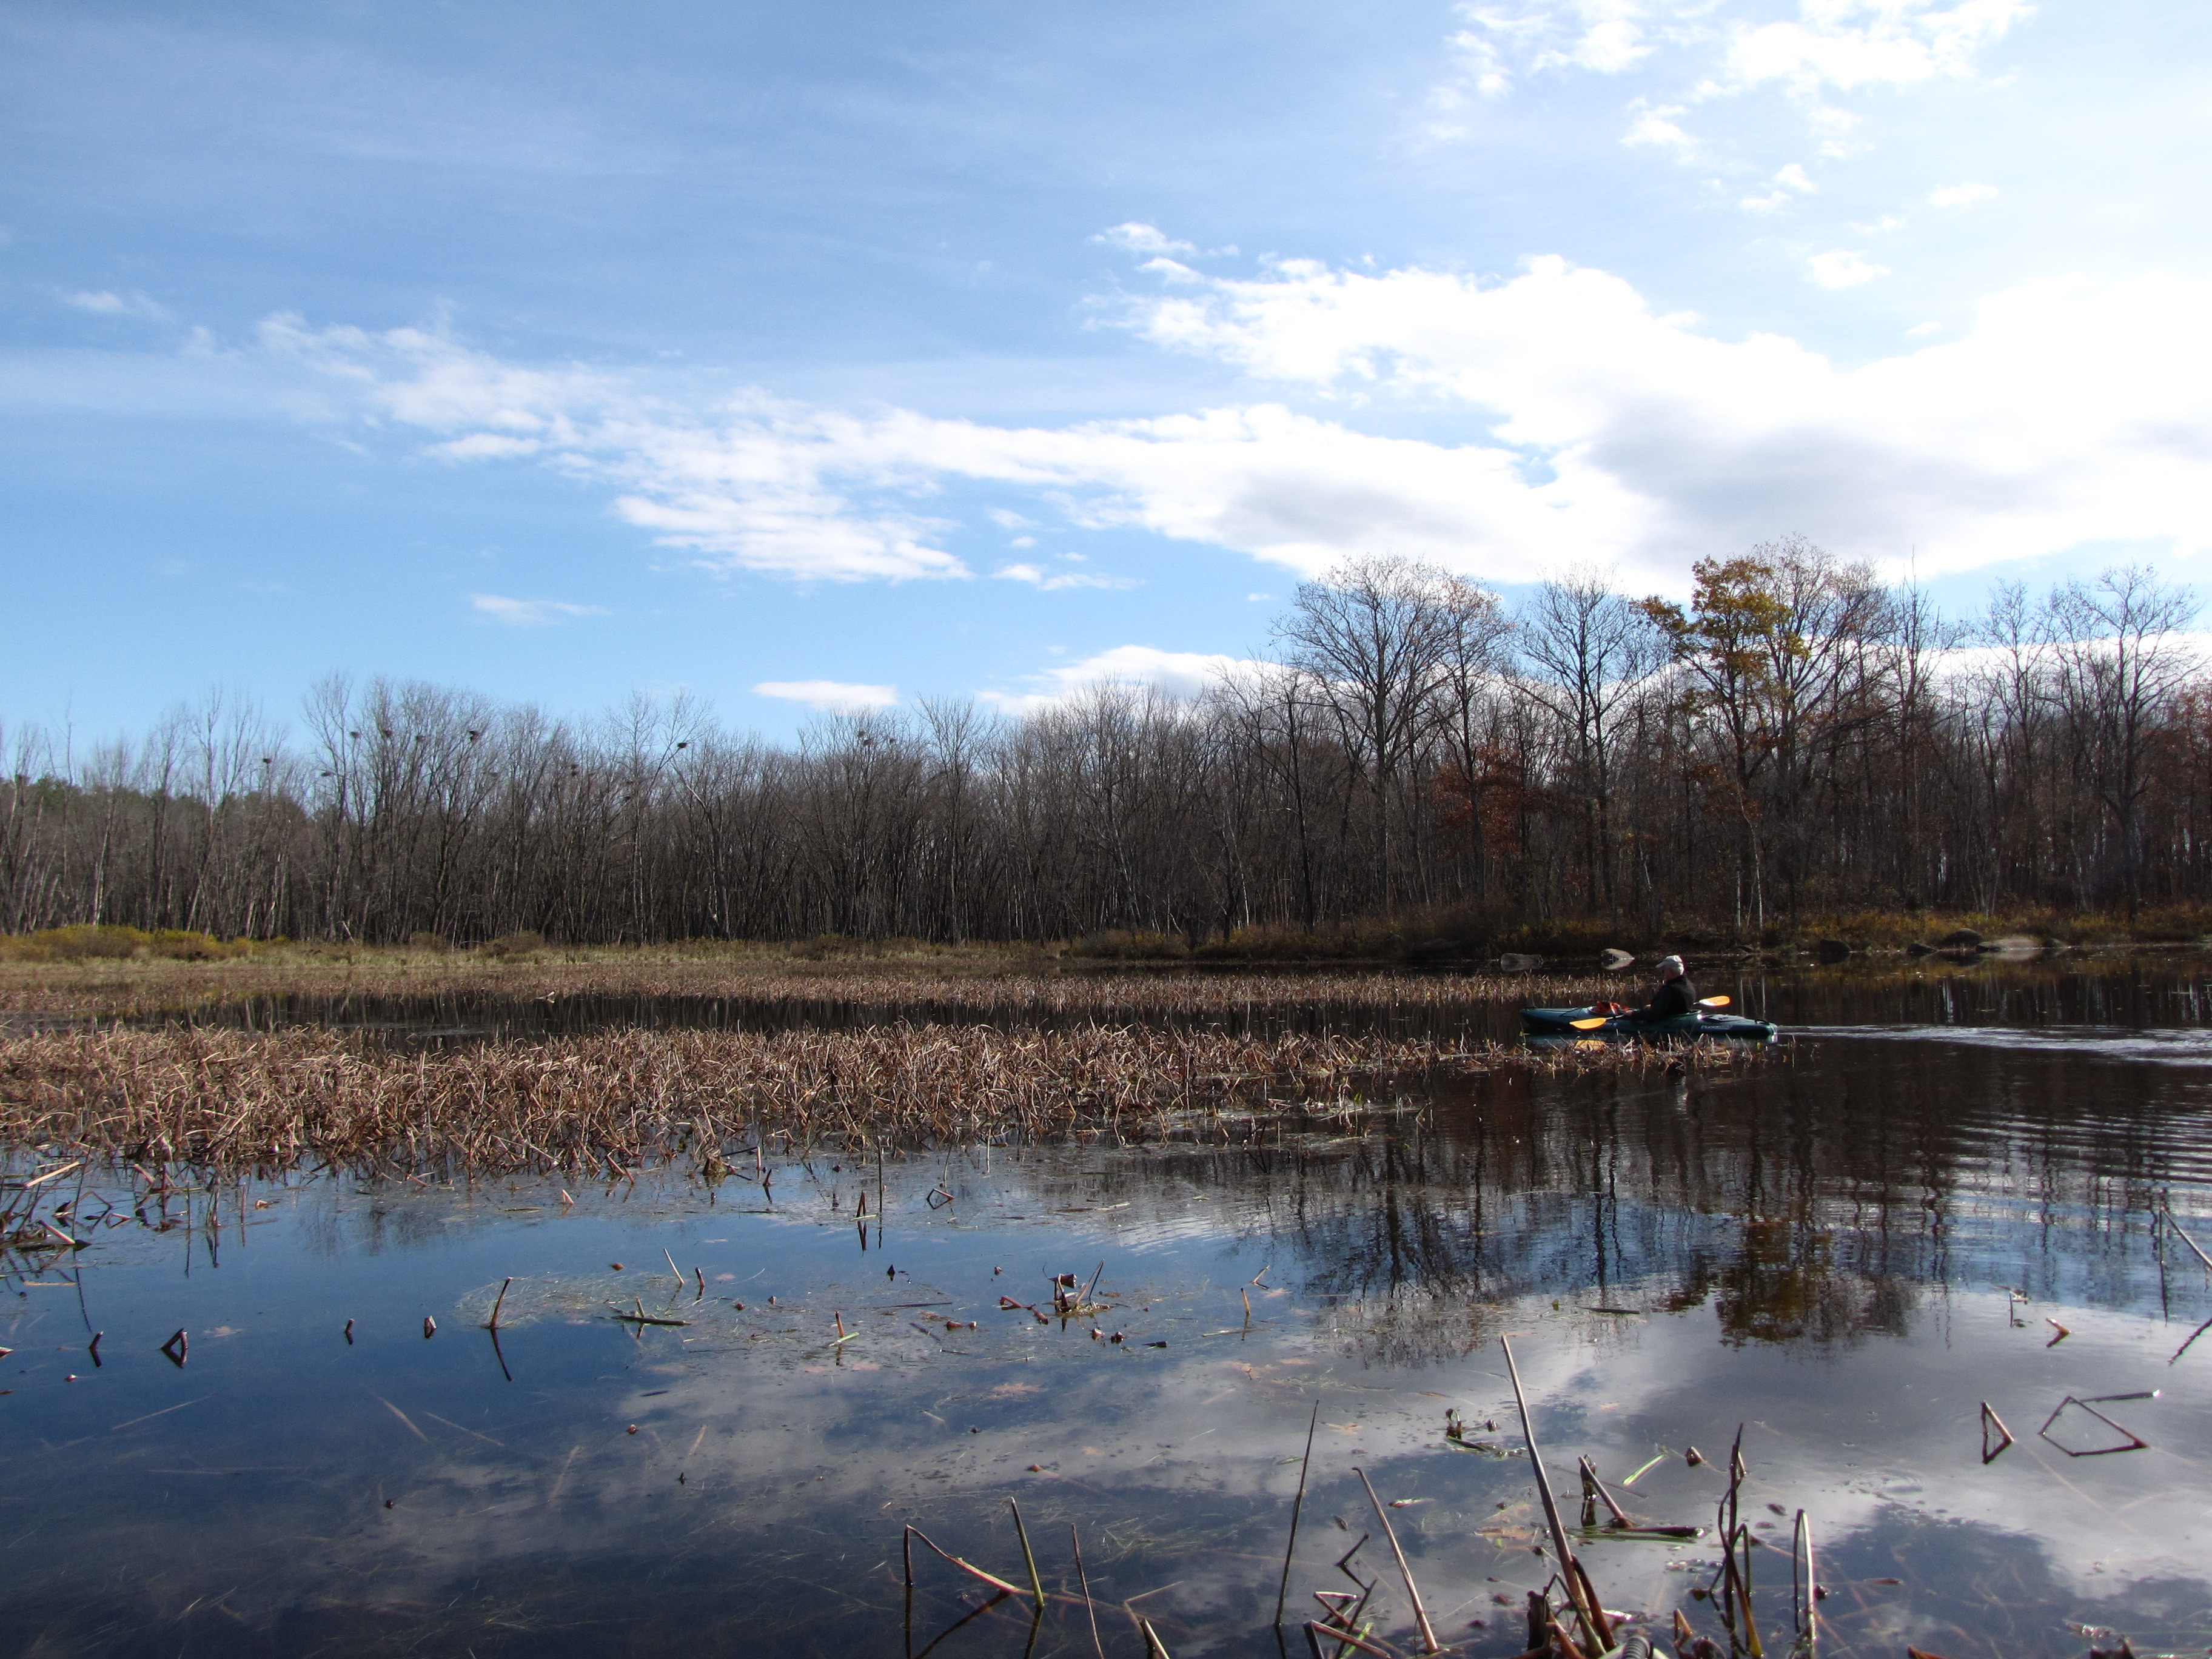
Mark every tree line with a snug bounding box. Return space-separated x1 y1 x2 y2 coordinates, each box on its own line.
3 541 2205 947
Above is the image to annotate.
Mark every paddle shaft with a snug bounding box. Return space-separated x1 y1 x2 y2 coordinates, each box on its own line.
1566 994 1732 1031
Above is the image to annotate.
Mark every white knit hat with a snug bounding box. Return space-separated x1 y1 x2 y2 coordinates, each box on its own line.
1657 954 1685 976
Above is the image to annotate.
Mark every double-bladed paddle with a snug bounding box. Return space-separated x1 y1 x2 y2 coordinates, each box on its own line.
1566 994 1731 1031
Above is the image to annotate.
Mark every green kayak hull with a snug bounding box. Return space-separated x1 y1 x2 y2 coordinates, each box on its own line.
1521 1006 1778 1041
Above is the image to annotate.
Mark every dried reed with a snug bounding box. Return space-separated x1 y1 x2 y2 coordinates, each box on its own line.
0 954 1621 1020
0 1020 1766 1171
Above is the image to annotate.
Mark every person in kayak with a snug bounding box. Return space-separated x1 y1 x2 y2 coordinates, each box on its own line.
1625 955 1698 1023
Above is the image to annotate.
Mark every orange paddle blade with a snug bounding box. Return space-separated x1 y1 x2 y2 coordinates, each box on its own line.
1698 994 1731 1008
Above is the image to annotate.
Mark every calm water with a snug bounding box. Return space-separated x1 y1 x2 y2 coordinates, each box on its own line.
6 962 2212 1657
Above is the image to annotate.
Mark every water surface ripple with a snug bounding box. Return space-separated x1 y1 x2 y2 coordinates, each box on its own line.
4 962 2211 1657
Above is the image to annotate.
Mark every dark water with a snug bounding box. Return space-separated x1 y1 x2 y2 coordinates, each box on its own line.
6 962 2212 1658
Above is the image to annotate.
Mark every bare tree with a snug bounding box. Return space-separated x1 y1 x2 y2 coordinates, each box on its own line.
2044 566 2199 911
1516 572 1663 916
7 558 2212 947
1274 555 1463 914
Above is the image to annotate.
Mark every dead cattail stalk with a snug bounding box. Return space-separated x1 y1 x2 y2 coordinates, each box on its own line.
1071 1523 1105 1659
1008 1498 1044 1615
1501 1335 1609 1653
1355 1467 1439 1654
1274 1402 1321 1629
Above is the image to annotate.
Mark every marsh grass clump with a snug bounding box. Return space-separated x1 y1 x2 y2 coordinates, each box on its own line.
0 924 256 965
0 1022 1766 1173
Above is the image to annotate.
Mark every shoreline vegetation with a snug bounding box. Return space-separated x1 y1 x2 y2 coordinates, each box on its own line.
0 911 2202 1018
4 554 2208 957
0 1023 1771 1174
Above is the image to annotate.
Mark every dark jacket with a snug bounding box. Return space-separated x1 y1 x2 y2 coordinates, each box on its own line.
1632 975 1698 1021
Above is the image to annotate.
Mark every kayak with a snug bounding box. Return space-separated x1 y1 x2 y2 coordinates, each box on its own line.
1521 1006 1779 1042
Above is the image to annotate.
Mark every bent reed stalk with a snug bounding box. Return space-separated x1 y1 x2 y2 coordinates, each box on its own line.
0 1021 1763 1171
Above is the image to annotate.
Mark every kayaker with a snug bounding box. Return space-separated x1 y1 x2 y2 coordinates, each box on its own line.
1626 955 1697 1023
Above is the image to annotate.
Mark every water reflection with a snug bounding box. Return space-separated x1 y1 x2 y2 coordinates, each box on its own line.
4 967 2212 1657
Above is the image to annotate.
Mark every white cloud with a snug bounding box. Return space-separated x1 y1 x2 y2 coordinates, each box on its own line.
261 318 968 583
1929 180 2000 207
1807 247 1889 287
1436 4 2022 169
1446 1 1692 101
1742 161 1818 211
1437 27 1513 107
1726 0 2029 92
1622 100 1697 153
752 679 899 713
1445 1 2024 99
979 645 1254 715
1094 223 1196 256
62 289 172 321
269 247 2212 599
469 594 609 627
1112 253 2212 583
993 561 1139 592
1139 256 1205 284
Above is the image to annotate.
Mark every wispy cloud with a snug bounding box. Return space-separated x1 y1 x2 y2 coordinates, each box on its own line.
469 593 609 627
1621 99 1697 153
1806 248 1889 288
261 317 970 583
1928 180 1999 207
1741 161 1818 212
992 561 1139 592
264 244 2212 598
1726 0 2030 93
979 644 1253 715
62 289 172 321
1094 223 1196 256
753 679 899 712
1434 2 2030 177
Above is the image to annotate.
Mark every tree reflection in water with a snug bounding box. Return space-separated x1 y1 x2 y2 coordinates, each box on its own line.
1092 1028 2196 1367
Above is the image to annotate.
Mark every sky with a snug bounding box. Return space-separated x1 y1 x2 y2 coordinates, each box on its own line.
4 0 2210 739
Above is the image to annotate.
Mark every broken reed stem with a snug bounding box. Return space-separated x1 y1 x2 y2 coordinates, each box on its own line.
485 1277 512 1330
1302 1624 1395 1659
903 1524 1030 1600
1275 1401 1321 1630
1008 1498 1044 1615
2164 1207 2212 1275
1355 1467 1440 1655
1500 1335 1609 1655
1577 1455 1632 1528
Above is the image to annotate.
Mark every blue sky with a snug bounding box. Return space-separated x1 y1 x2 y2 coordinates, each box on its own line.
4 0 2208 737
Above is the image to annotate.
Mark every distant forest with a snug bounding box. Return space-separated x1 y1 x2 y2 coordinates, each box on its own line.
4 541 2207 947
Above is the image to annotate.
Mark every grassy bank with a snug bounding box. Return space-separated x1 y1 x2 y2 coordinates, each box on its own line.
1 904 2201 1018
0 939 1621 1017
0 1022 1765 1173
